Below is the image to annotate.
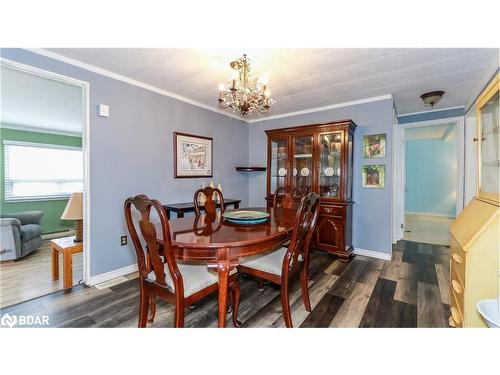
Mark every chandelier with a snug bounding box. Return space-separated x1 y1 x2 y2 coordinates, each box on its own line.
218 54 275 116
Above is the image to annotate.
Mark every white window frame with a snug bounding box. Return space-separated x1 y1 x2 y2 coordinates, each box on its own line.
3 139 83 202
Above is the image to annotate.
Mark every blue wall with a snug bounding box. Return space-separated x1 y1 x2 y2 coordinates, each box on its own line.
0 48 250 278
405 138 457 217
249 98 394 255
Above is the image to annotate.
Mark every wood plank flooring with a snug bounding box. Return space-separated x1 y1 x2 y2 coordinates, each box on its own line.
0 240 451 328
0 240 83 308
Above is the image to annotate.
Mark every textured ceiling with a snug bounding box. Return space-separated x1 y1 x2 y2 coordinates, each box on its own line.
1 64 83 134
46 48 498 121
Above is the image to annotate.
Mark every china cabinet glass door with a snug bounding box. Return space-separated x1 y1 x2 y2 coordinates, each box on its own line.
319 132 342 198
270 138 289 194
478 87 499 202
292 135 313 194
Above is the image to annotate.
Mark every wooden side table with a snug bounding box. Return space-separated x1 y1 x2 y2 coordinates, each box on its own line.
51 236 83 289
163 198 241 219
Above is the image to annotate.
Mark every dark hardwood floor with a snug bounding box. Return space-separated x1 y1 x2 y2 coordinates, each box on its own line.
0 240 451 328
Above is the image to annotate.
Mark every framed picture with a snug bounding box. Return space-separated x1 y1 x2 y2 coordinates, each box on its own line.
363 133 386 158
362 164 385 189
173 132 213 178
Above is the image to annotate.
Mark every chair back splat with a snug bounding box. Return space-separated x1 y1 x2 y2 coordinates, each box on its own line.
283 192 321 277
193 187 225 216
273 186 303 209
124 195 182 294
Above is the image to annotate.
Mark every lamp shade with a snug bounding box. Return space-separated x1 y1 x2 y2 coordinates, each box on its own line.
61 192 83 220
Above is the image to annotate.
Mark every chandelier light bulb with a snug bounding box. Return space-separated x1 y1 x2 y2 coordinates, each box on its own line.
217 54 275 116
259 75 269 85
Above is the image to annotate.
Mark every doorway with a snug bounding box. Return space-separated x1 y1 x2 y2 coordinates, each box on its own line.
393 117 464 246
0 58 89 307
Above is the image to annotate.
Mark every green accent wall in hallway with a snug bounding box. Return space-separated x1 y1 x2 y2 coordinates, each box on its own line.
0 127 82 233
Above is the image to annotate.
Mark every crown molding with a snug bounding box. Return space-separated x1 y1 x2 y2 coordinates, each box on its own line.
24 48 247 123
398 105 465 118
246 94 393 123
23 49 393 125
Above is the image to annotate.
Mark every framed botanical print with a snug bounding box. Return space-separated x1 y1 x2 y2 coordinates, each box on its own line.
173 132 213 178
363 133 386 158
362 164 385 189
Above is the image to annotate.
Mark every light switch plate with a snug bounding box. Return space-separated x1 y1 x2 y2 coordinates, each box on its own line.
98 104 110 117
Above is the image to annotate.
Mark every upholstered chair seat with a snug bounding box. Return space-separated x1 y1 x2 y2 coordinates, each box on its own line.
240 247 303 276
125 194 240 328
147 263 236 297
237 192 320 328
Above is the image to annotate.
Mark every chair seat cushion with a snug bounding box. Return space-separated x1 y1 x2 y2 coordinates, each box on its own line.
147 263 235 297
240 247 303 276
20 224 42 242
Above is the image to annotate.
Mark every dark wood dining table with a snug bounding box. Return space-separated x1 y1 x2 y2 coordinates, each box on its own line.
156 207 296 327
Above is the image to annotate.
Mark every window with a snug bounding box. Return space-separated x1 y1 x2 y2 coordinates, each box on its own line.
4 141 83 201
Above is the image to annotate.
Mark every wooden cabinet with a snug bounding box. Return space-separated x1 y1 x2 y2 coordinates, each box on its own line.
449 199 499 327
265 120 356 261
449 74 500 327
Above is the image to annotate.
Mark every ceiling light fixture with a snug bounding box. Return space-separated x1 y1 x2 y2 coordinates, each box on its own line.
218 54 275 116
420 90 445 107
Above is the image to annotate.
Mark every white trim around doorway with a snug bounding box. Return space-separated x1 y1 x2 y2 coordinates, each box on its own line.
0 57 92 285
393 116 464 244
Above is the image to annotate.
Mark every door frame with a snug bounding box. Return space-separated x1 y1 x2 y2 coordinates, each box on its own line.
0 57 91 285
393 116 464 243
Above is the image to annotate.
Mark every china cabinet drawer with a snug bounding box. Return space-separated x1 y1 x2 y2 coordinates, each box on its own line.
320 205 344 218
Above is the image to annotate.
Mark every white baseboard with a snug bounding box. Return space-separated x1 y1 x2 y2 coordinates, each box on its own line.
87 263 138 286
354 248 392 261
42 229 74 240
406 211 455 219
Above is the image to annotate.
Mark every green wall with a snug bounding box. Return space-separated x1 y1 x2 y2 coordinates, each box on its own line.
0 127 82 233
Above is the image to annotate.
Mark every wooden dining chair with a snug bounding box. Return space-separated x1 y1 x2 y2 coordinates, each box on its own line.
238 192 321 327
124 194 240 328
193 187 225 216
273 186 303 209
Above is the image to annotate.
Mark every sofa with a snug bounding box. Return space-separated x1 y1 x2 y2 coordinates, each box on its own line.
0 211 43 261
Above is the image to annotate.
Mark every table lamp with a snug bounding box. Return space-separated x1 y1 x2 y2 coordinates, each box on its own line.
61 192 83 242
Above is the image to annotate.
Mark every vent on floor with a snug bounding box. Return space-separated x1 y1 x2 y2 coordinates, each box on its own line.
95 276 128 290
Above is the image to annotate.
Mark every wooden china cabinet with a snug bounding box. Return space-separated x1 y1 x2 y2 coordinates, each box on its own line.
265 120 356 261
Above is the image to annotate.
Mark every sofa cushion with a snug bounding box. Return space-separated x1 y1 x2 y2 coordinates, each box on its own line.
20 224 43 242
21 235 42 257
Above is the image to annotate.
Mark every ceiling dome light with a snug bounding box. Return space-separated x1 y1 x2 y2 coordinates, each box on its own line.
420 90 445 107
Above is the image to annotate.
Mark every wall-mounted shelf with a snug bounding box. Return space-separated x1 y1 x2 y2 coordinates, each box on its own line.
235 166 267 172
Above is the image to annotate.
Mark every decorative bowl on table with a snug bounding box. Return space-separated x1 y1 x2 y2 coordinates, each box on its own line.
222 210 270 224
